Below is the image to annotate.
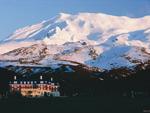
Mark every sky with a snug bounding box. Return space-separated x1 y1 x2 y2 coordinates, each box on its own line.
0 0 150 40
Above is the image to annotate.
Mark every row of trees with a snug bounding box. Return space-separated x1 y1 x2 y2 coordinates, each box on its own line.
1 66 150 98
0 68 12 97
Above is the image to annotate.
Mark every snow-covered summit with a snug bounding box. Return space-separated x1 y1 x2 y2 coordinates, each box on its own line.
3 13 150 45
0 13 150 70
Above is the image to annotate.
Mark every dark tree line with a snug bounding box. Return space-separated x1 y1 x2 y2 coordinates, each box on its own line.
0 68 12 97
1 66 150 98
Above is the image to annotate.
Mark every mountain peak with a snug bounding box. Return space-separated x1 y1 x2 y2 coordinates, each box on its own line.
2 13 150 45
59 13 71 18
0 12 150 70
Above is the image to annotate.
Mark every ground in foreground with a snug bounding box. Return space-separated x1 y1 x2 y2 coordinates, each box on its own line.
0 96 150 113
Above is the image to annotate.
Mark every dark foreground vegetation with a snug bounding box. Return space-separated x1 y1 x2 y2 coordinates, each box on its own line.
0 96 150 113
1 67 150 113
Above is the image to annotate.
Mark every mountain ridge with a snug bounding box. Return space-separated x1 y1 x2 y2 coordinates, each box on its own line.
0 12 150 71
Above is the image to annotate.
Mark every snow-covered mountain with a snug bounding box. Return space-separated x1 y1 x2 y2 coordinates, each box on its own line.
0 13 150 71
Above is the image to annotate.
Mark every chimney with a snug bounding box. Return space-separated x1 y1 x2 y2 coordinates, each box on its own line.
40 76 43 80
51 77 53 82
40 75 43 84
13 76 17 84
14 76 17 80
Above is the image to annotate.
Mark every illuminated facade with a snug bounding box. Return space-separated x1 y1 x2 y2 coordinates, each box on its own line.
9 76 60 97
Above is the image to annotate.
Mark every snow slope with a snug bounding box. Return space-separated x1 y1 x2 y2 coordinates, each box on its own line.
0 13 150 70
